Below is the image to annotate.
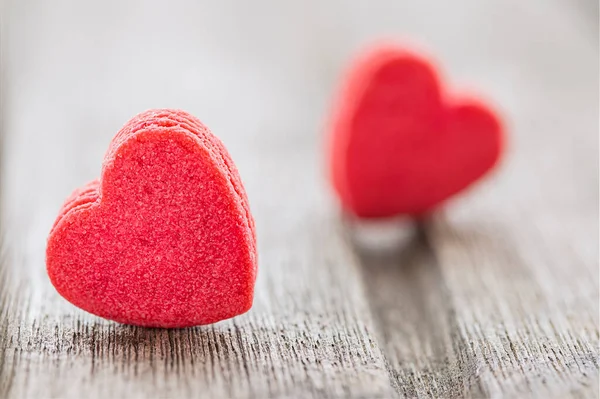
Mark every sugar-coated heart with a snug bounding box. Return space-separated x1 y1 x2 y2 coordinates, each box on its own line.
328 45 504 218
47 109 257 328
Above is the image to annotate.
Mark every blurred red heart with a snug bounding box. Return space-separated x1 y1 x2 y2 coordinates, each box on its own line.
47 109 257 328
328 46 504 218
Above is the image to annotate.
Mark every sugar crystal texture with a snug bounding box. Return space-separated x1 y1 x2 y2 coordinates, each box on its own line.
47 109 257 328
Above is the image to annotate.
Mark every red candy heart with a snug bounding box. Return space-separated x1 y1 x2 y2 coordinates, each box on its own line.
47 109 257 328
328 45 504 218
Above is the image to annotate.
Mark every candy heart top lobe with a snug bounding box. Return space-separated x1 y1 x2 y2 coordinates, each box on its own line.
47 110 256 328
103 109 256 249
329 46 503 218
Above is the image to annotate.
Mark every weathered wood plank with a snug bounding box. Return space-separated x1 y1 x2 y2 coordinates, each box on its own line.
0 1 396 398
339 1 599 398
0 98 394 398
346 222 477 398
1 0 598 398
425 0 599 394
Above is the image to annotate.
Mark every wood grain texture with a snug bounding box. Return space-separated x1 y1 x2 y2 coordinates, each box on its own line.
1 0 598 398
342 1 600 398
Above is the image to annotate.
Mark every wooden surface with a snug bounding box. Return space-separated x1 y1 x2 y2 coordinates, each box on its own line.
1 0 598 398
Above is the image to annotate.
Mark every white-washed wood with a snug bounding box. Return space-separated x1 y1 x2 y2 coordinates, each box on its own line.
0 70 394 399
338 1 600 398
0 1 396 397
426 0 599 395
1 0 598 398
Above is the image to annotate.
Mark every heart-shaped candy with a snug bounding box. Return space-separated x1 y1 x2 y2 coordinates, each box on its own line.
328 45 504 218
47 109 257 328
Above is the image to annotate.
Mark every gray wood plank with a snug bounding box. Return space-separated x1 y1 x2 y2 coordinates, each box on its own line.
347 223 477 398
339 1 599 398
1 0 598 398
0 1 395 398
0 92 394 398
424 1 599 394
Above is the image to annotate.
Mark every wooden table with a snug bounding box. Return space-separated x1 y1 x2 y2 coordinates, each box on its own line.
1 0 598 397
